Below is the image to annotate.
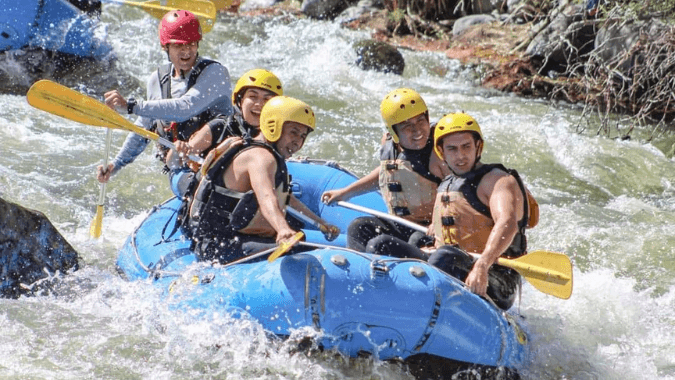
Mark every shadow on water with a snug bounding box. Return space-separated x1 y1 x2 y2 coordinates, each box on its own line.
0 49 139 96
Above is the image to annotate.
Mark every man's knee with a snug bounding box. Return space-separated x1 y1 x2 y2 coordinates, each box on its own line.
365 234 395 254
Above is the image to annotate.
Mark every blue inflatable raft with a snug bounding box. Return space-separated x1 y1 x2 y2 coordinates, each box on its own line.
1 0 111 59
116 160 529 377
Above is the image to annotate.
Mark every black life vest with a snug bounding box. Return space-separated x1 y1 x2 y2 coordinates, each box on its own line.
184 139 290 241
154 58 219 161
207 111 259 149
432 163 534 258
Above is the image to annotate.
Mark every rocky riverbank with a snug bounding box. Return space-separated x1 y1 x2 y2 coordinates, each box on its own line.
229 0 675 136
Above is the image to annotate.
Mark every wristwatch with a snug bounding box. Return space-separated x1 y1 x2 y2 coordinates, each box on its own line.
127 98 137 114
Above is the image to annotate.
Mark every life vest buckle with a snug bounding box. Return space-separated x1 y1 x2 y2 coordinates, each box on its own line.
393 207 411 217
386 182 403 192
385 163 398 170
441 216 455 226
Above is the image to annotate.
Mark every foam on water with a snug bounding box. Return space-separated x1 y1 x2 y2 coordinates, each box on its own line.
522 268 675 380
1 6 675 380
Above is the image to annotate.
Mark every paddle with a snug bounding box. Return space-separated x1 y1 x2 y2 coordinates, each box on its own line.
287 206 340 241
104 0 217 33
90 129 113 239
267 231 305 263
210 0 233 10
335 200 573 299
26 80 203 164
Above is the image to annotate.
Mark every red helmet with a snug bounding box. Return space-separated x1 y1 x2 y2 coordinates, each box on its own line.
159 10 202 46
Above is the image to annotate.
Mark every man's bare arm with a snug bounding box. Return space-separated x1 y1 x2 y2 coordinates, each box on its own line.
465 172 522 296
322 166 379 204
243 149 296 242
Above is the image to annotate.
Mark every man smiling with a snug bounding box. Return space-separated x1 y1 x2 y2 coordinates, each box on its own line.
362 112 540 310
168 69 284 169
184 96 338 263
321 88 450 252
97 9 233 182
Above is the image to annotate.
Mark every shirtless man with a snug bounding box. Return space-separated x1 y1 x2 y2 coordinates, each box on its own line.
183 96 338 263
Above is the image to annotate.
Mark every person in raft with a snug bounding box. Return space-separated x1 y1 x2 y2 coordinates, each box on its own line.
97 9 233 183
366 112 540 310
321 88 451 252
167 68 283 171
182 96 339 263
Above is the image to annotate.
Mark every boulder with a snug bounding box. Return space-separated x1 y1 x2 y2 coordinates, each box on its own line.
302 0 352 20
354 40 405 75
525 3 596 74
0 197 79 298
336 0 383 24
594 19 666 76
452 14 496 37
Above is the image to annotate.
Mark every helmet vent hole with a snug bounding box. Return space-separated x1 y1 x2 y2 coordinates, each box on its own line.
249 76 256 81
399 105 405 109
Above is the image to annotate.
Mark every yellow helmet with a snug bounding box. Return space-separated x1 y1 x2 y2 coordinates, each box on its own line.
433 112 483 158
231 69 283 106
380 88 428 143
260 96 316 143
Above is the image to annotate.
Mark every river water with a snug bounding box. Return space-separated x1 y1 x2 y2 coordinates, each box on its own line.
1 5 674 380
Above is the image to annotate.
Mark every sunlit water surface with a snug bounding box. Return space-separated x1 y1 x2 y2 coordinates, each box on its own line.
1 5 675 380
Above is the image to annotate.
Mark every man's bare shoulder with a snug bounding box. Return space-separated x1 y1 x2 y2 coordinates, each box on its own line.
479 167 520 198
233 145 277 167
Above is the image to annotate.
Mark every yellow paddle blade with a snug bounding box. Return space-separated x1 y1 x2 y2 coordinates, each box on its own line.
497 250 573 300
119 0 217 33
90 205 104 238
268 232 305 263
26 80 160 141
210 0 232 10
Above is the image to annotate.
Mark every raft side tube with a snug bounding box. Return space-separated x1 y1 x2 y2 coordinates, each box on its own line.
116 198 195 281
287 160 387 234
30 0 112 59
0 1 41 51
160 249 527 369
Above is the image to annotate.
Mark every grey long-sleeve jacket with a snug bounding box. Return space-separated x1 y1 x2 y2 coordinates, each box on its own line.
111 57 233 174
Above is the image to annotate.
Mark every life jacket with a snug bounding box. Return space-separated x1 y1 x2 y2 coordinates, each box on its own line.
431 164 539 258
209 111 259 148
184 138 290 240
378 133 442 224
154 58 219 162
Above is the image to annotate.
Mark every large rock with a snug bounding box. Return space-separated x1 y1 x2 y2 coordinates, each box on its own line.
336 0 383 24
594 19 667 76
453 15 496 37
354 40 405 75
525 3 596 74
302 0 353 20
0 197 79 298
